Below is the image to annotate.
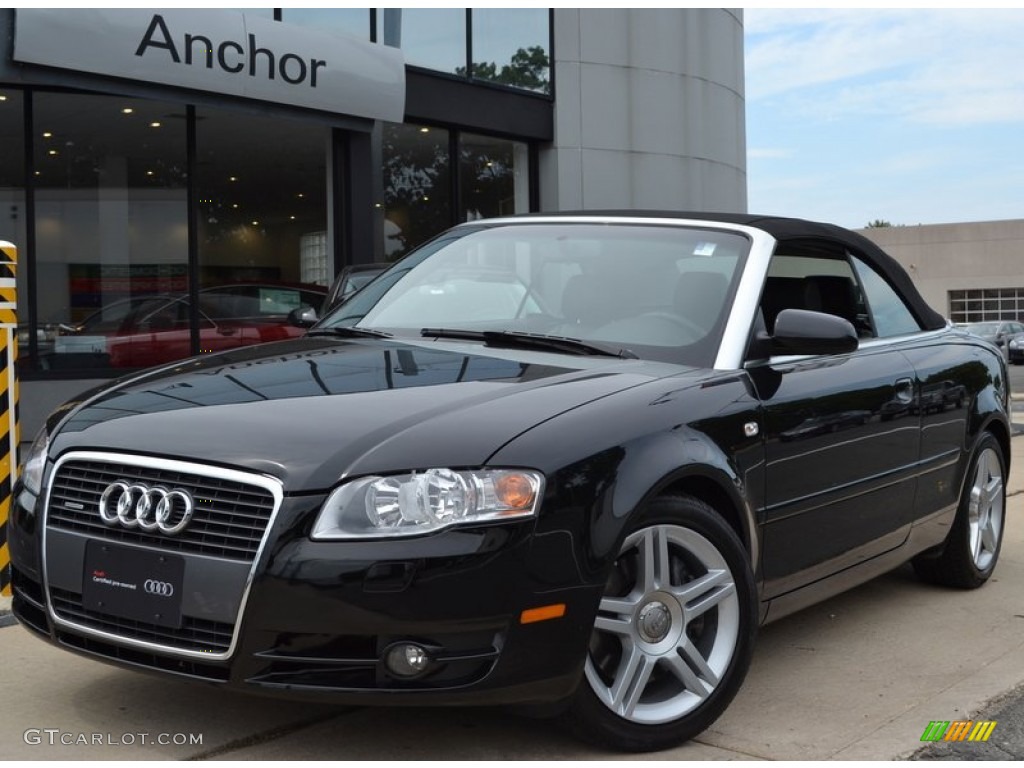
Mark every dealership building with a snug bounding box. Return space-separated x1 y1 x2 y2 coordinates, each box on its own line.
859 219 1024 326
0 7 747 432
4 7 1021 440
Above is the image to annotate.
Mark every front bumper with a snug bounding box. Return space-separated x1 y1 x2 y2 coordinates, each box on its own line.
8 453 599 707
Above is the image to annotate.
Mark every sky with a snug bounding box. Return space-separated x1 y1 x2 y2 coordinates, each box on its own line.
744 8 1024 229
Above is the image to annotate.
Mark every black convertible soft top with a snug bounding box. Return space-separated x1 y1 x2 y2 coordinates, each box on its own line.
498 211 947 332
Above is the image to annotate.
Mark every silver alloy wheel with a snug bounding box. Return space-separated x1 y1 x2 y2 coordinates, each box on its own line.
968 446 1004 571
585 524 740 725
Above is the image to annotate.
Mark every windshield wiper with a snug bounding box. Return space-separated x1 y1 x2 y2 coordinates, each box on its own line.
420 328 638 359
307 326 393 339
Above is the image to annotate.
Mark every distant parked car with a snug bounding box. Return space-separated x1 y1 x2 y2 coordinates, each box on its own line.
960 320 1024 352
1007 332 1024 364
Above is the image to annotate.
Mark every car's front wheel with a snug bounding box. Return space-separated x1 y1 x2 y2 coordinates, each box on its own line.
913 432 1006 588
566 495 757 752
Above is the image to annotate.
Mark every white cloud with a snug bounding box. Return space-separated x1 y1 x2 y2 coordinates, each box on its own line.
746 9 1024 126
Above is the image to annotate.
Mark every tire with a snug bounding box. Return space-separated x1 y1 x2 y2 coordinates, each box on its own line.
565 495 758 752
913 433 1006 589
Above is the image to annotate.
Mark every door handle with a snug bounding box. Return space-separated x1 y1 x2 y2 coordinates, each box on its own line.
894 377 914 403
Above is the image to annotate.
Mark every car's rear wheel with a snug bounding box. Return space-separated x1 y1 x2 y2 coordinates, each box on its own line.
566 495 757 752
913 432 1005 588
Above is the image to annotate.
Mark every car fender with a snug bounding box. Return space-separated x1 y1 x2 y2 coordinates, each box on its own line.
968 393 1012 473
605 426 760 569
489 375 763 587
965 349 1012 469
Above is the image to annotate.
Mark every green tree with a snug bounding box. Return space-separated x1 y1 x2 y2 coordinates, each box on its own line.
458 46 551 95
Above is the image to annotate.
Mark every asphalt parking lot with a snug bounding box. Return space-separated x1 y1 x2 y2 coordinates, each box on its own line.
2 438 1023 760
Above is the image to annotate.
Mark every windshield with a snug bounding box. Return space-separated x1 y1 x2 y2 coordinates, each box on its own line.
318 223 751 366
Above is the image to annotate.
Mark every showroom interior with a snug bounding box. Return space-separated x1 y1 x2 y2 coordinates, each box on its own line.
0 8 749 432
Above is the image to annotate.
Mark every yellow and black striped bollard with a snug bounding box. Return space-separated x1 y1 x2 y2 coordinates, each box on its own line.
0 241 18 597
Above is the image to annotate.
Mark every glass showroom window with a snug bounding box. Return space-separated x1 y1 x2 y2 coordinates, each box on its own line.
32 92 187 372
194 108 330 363
280 8 371 40
0 90 28 370
381 123 451 260
471 8 550 94
459 133 529 220
235 8 275 20
378 8 466 75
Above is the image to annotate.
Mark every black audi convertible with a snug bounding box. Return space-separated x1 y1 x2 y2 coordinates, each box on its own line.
9 213 1009 751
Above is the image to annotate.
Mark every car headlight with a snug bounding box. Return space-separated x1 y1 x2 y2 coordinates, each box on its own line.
20 427 50 495
312 468 543 539
1011 339 1019 349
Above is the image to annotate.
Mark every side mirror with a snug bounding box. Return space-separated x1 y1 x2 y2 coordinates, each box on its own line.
288 305 318 328
771 308 858 356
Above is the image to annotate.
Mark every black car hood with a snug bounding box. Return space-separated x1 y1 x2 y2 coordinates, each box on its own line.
49 337 698 491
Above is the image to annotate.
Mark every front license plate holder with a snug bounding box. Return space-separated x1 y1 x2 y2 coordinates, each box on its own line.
81 541 185 629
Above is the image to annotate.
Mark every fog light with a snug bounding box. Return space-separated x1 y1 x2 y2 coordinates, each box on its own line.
385 642 431 678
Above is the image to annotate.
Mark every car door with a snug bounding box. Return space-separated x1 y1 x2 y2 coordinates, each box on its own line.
749 245 921 599
849 255 982 525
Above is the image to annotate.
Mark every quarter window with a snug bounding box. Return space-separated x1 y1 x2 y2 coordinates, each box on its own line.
760 252 872 337
851 256 921 338
759 249 923 343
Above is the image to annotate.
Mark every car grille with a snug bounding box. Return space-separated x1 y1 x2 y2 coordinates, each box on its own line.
44 453 282 659
56 631 231 682
46 457 276 560
50 587 235 653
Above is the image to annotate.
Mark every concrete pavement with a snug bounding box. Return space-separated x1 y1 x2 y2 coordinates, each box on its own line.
2 439 1023 759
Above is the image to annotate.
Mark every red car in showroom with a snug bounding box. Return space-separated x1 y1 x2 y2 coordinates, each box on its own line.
55 283 327 368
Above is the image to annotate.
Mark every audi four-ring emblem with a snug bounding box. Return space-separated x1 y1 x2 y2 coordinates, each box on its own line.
144 579 175 597
98 481 194 535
